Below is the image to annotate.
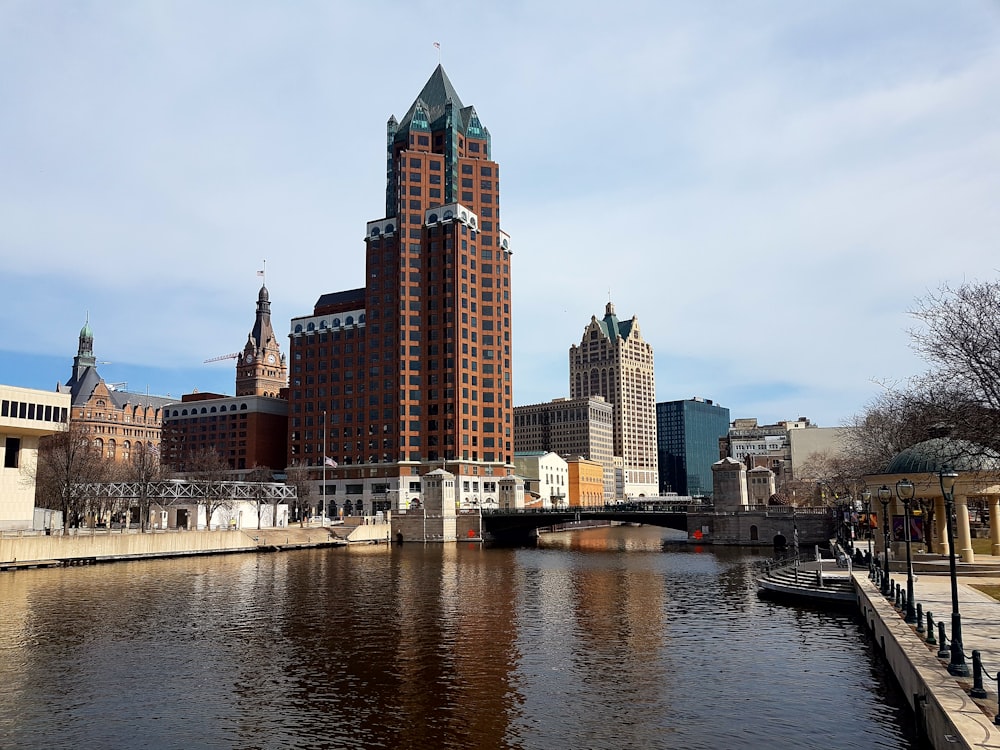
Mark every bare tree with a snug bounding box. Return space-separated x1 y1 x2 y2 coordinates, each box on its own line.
794 450 866 504
849 279 1000 466
34 424 111 532
122 443 163 532
907 280 1000 451
284 466 312 524
246 465 274 528
185 448 234 530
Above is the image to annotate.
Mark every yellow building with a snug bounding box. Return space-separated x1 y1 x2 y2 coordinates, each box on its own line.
568 457 604 507
1 385 70 530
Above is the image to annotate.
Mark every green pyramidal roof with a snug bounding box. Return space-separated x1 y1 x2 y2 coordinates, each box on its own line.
395 65 466 140
597 302 634 343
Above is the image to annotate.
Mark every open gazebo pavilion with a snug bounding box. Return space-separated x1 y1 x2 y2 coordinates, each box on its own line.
864 438 1000 564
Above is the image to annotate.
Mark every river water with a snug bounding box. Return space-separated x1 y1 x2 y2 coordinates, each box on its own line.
0 526 923 750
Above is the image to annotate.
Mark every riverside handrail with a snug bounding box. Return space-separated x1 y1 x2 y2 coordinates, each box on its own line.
871 561 988 706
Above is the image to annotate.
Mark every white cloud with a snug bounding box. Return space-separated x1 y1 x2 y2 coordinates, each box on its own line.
2 0 999 429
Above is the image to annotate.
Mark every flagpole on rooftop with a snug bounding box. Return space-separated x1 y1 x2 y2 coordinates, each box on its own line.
322 410 326 526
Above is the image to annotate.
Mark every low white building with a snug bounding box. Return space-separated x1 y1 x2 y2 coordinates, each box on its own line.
150 500 289 530
0 385 70 530
514 451 569 509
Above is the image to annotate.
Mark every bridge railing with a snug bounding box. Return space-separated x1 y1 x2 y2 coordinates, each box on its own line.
480 503 702 516
714 505 833 516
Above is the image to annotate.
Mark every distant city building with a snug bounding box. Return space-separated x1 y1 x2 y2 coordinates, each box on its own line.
161 283 288 475
161 392 289 475
720 417 816 483
566 456 604 507
656 397 730 498
513 451 568 509
787 426 853 479
285 65 514 513
513 396 614 500
747 466 777 505
57 319 171 461
0 384 70 530
569 302 657 498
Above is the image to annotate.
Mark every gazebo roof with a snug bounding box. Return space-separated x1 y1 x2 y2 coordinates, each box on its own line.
885 438 1000 475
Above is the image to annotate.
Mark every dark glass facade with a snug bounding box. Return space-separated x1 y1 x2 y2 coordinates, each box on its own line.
656 398 730 498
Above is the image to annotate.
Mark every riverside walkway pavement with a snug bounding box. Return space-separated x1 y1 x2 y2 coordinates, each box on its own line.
855 556 1000 748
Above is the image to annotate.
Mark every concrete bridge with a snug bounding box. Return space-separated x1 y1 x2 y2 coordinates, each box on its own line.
480 502 694 544
480 503 837 547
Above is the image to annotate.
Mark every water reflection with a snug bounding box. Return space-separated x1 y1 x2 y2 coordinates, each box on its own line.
0 527 922 750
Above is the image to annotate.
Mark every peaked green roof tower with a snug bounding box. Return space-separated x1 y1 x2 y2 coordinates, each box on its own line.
385 65 491 217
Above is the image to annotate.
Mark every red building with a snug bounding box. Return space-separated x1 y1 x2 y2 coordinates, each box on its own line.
287 66 513 510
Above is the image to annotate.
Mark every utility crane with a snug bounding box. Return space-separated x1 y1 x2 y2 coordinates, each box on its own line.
204 352 240 364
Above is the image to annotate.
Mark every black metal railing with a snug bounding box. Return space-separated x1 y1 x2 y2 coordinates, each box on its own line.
869 562 992 711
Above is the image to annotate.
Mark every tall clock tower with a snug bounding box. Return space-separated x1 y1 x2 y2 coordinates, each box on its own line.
236 284 287 397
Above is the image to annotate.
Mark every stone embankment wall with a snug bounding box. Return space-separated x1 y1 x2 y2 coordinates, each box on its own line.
1 511 487 566
1 530 258 566
857 578 988 750
687 511 833 546
382 511 482 544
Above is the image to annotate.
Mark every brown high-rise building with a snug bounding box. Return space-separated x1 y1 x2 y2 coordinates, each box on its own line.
287 66 513 510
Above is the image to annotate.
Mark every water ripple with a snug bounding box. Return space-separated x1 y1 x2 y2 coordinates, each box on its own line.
0 528 922 749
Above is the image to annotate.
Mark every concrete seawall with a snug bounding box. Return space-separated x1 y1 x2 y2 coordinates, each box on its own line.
855 573 1000 749
0 527 346 568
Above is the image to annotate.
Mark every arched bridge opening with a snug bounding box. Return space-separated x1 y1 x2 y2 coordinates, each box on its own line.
481 506 692 546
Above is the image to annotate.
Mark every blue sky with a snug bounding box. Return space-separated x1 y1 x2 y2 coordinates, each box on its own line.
2 1 999 426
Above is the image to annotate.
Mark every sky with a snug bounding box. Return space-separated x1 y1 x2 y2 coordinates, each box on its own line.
2 1 999 428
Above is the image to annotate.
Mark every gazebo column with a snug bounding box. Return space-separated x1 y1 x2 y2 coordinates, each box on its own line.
955 491 975 563
989 494 1000 557
924 502 936 554
935 495 949 555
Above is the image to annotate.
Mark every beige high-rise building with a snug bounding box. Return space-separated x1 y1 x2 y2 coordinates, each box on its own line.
570 302 658 498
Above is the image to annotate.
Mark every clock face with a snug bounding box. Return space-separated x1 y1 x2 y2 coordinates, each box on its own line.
268 354 276 364
245 354 255 364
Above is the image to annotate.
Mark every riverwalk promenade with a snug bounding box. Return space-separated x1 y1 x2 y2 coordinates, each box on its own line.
856 559 1000 749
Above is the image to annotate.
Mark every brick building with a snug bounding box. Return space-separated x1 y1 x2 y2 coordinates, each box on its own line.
161 283 288 474
513 396 614 501
57 319 171 461
286 65 513 511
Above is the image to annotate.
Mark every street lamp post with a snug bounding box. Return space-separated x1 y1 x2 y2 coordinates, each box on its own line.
861 487 873 576
939 469 969 677
896 478 917 623
878 485 892 595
